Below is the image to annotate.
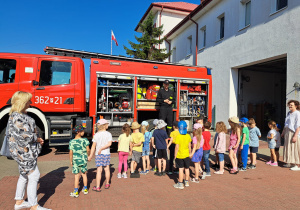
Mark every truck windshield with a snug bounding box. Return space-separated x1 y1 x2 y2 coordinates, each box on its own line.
0 59 16 84
39 60 72 86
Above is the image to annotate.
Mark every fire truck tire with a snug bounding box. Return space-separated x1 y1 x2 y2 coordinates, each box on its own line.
145 119 155 132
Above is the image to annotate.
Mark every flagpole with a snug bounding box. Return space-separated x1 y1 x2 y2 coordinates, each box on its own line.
111 30 112 55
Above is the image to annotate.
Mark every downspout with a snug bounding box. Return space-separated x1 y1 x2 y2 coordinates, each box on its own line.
159 6 164 50
190 18 198 66
165 39 171 63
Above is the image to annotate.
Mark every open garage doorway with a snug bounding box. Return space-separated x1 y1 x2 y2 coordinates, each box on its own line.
238 57 287 131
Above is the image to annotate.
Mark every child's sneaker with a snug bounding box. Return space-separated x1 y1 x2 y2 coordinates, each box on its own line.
122 173 128 178
162 171 166 176
184 180 189 187
201 172 206 180
167 171 173 175
70 190 79 198
190 178 200 183
140 171 146 175
283 163 291 168
82 188 88 195
14 201 31 210
248 165 256 169
117 173 122 178
151 167 157 172
270 162 278 167
239 167 247 172
145 170 150 174
205 172 211 177
173 182 184 189
266 161 272 165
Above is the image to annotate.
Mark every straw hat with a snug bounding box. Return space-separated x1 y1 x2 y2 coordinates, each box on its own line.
228 116 239 124
131 122 141 130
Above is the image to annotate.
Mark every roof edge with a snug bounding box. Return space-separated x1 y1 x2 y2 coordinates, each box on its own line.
134 2 197 32
165 0 213 38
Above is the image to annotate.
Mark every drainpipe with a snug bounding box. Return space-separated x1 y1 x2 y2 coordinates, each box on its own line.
159 6 164 50
165 39 171 63
190 18 198 66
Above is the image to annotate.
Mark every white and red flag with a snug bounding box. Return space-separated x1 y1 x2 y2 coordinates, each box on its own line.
111 31 118 46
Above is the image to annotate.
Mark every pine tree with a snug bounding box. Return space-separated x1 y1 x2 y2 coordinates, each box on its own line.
124 12 171 62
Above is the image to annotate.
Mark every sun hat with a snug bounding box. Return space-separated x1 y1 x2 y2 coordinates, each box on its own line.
141 121 149 127
131 122 141 130
239 117 249 123
157 120 167 129
73 124 84 133
153 119 159 126
97 119 109 125
228 116 239 124
178 121 187 135
193 123 203 130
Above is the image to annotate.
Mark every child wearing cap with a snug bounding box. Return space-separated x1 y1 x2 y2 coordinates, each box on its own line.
248 118 261 169
152 120 169 176
173 121 192 190
151 119 159 172
228 117 241 174
88 119 112 192
130 122 145 175
69 125 90 197
275 124 281 163
167 121 180 174
239 117 250 171
140 121 152 174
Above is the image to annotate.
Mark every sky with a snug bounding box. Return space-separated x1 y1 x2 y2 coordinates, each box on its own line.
0 0 200 95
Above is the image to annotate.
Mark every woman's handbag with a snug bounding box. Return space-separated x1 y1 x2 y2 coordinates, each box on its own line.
0 126 12 158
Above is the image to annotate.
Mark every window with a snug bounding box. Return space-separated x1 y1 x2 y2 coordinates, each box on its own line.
245 1 251 26
271 0 288 13
200 26 206 48
277 0 287 10
0 59 16 84
39 61 72 86
172 47 176 63
187 36 192 55
219 16 225 39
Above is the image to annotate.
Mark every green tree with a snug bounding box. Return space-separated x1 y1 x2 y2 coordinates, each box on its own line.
124 12 171 61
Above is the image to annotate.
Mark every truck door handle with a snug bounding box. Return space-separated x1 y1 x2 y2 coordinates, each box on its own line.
36 87 45 90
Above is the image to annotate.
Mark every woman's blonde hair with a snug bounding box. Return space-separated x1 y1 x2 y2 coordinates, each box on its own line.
141 125 149 135
9 91 32 115
216 121 227 134
195 127 202 149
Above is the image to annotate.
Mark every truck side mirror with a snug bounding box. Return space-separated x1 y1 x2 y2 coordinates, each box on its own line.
32 80 39 86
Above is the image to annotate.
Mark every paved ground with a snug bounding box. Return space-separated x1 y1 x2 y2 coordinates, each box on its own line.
1 134 300 210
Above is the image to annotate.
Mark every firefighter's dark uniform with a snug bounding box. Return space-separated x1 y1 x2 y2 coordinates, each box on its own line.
156 87 175 135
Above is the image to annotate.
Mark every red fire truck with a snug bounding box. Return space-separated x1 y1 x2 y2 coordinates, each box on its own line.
0 47 212 147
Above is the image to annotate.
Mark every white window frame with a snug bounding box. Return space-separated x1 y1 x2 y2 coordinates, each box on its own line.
239 0 251 30
187 36 192 56
172 47 176 63
199 26 206 50
271 0 288 14
216 13 225 41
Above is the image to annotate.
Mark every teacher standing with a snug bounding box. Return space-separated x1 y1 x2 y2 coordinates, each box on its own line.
282 100 300 171
157 80 175 135
8 91 50 210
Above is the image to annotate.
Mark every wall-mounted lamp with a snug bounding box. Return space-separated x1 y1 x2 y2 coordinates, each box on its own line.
293 82 300 89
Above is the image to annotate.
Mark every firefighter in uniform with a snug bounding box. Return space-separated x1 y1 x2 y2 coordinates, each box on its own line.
157 80 175 135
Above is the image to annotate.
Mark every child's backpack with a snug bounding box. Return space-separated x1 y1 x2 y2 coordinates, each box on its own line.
144 132 151 148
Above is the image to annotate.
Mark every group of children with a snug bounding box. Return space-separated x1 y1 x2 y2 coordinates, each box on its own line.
68 115 283 195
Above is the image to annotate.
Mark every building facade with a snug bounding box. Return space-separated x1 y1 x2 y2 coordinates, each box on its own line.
137 0 300 129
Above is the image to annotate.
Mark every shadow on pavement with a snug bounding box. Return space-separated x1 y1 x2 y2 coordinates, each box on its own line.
38 166 69 206
86 165 116 189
